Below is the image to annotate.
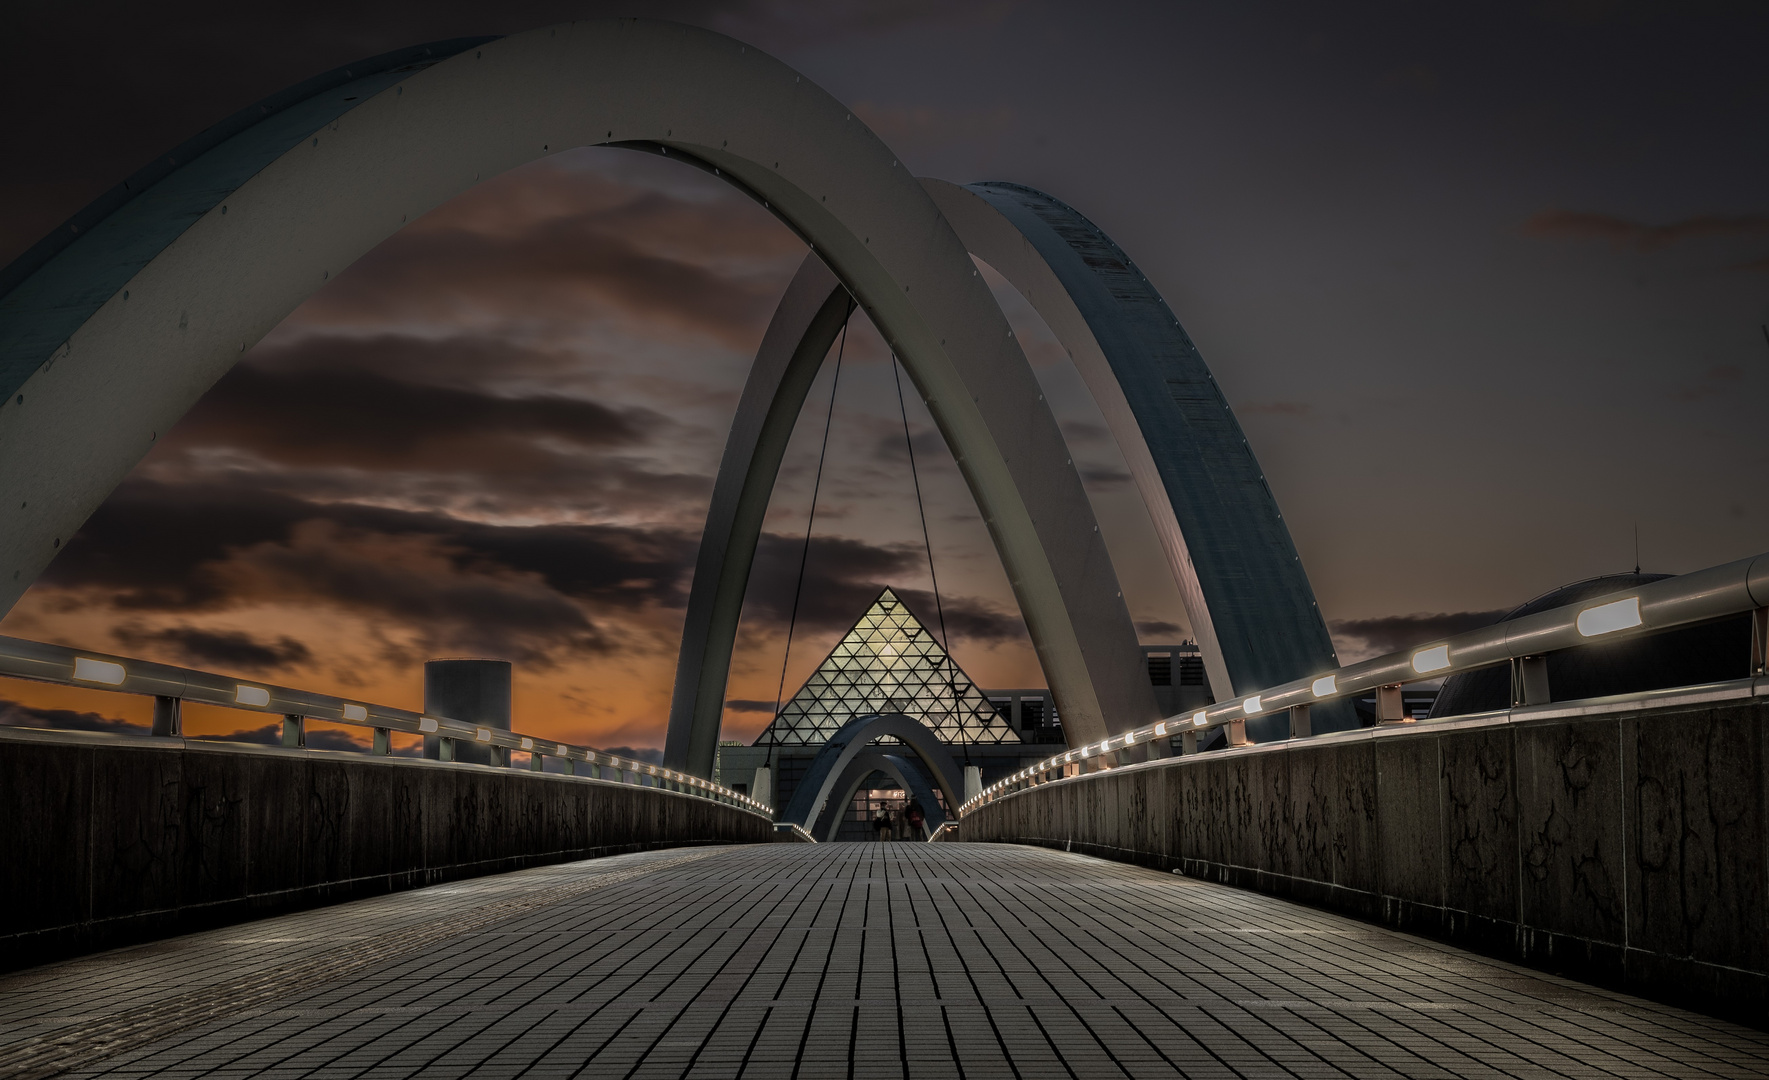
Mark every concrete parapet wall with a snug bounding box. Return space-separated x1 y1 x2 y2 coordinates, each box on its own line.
0 728 772 970
960 689 1768 1024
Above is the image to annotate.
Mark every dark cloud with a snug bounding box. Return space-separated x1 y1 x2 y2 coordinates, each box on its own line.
47 478 699 614
1522 210 1769 250
602 744 664 765
111 625 313 673
42 478 699 664
1330 609 1509 658
173 351 660 472
301 171 796 347
724 699 777 713
738 531 1026 644
0 699 143 735
1135 619 1186 639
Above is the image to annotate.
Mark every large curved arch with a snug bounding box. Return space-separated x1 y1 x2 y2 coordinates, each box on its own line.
779 712 963 831
922 180 1347 734
808 749 945 842
0 19 1155 775
672 178 1349 753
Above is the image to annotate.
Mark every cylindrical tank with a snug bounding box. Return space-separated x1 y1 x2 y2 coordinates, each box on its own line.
422 658 512 765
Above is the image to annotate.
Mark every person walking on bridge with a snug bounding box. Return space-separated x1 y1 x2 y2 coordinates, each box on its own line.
874 810 893 843
904 800 928 841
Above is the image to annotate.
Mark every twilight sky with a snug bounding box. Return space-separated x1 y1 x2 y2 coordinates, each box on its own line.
1 0 1765 754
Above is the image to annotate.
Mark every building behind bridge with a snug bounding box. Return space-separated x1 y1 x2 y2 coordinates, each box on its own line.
715 589 1228 838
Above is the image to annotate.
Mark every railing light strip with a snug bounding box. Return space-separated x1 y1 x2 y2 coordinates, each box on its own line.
72 657 126 685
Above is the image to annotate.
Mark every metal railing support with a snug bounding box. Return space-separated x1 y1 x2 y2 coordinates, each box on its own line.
1288 703 1311 739
961 548 1769 815
0 635 769 816
151 695 181 737
1376 684 1407 723
1512 657 1550 706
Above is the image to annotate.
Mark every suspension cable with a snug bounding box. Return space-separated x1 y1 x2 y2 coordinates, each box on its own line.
891 353 950 652
893 352 971 761
767 302 854 767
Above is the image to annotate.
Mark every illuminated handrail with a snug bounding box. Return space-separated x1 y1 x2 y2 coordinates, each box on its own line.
0 635 770 814
962 550 1769 814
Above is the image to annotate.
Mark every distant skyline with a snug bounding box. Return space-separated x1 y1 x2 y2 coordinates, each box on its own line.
2 1 1764 754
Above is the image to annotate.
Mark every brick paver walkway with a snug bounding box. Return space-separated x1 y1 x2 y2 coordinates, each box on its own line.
2 843 1764 1078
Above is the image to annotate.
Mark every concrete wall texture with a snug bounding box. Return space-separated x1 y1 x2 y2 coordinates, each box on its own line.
959 692 1768 1025
0 728 771 971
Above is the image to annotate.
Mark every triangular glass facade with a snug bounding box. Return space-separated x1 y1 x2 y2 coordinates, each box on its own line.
754 588 1018 745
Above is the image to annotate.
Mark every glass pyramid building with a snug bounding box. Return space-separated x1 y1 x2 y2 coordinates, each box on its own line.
754 587 1019 746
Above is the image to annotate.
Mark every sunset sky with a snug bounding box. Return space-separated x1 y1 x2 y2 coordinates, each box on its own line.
2 1 1765 757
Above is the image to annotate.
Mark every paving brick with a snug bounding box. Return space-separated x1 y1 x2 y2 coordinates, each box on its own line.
2 843 1765 1078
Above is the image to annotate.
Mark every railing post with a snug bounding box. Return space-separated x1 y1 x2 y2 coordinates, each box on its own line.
439 738 456 762
372 727 391 755
281 714 305 748
1182 730 1197 755
1376 683 1408 723
151 696 182 737
1511 657 1550 706
529 751 543 772
1223 719 1247 746
1289 704 1311 739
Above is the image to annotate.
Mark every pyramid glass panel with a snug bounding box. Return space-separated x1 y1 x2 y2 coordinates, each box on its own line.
754 588 1019 746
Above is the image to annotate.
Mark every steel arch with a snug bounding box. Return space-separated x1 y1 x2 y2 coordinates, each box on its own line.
671 180 1349 754
0 19 1154 776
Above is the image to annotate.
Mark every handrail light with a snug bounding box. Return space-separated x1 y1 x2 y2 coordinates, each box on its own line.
1577 596 1642 637
1411 645 1451 674
342 704 368 722
419 717 439 733
475 727 493 742
1244 695 1262 715
1312 675 1336 697
1191 710 1207 727
520 737 534 750
235 685 271 707
73 657 126 685
1154 722 1167 736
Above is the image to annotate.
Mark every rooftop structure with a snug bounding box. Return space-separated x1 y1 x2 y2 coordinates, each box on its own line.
752 588 1016 748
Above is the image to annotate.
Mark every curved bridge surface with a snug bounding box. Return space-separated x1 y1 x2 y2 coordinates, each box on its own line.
2 843 1761 1079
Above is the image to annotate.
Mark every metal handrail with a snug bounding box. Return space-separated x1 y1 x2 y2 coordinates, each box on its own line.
0 635 770 814
963 549 1769 814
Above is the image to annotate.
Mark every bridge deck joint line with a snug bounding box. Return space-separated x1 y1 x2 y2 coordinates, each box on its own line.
2 844 1762 1079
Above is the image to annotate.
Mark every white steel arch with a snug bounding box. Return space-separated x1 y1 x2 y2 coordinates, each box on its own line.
0 19 1155 778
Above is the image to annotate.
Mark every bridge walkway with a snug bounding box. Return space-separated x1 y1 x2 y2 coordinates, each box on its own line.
2 844 1763 1079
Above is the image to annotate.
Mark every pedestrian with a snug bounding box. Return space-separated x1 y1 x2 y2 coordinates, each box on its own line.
904 800 927 841
874 810 893 843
